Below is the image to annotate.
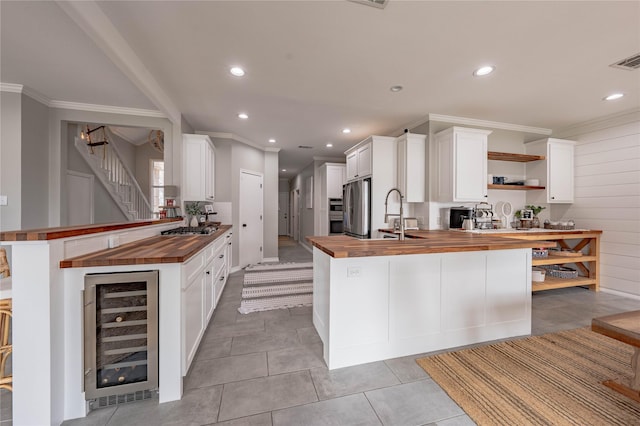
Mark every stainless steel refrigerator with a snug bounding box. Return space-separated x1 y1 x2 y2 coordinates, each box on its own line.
343 178 371 239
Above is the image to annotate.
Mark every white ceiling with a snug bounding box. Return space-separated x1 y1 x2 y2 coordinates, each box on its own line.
1 1 639 178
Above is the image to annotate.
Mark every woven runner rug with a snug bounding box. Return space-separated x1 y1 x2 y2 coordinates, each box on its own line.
416 327 640 426
238 262 313 314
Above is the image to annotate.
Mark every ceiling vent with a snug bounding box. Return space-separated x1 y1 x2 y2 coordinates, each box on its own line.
298 145 314 149
610 53 640 70
348 0 388 9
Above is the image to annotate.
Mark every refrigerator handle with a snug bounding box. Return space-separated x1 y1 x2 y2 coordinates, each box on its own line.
363 179 370 237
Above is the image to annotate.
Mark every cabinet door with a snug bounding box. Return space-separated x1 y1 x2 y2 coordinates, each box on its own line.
204 266 215 320
205 142 215 201
183 138 206 201
398 134 425 202
327 165 346 199
183 273 204 371
454 131 487 202
357 143 372 178
346 151 358 181
548 142 573 203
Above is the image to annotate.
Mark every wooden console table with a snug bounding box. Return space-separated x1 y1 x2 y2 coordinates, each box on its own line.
592 310 640 402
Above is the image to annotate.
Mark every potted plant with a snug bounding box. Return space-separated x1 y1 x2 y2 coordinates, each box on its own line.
185 202 202 227
525 205 546 228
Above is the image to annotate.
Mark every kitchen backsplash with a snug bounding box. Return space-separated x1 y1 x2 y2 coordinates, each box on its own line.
211 202 232 224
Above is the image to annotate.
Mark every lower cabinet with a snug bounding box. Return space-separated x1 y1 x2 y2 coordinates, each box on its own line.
181 228 232 374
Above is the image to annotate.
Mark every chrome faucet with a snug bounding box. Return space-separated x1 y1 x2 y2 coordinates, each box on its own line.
384 188 405 240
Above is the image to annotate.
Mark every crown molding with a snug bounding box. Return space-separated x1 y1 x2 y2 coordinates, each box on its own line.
49 100 165 117
197 131 266 151
0 83 24 93
313 156 346 163
1 83 51 106
552 108 640 139
264 147 281 153
427 113 552 135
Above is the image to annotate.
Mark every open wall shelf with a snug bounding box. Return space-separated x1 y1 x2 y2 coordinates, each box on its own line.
488 151 545 162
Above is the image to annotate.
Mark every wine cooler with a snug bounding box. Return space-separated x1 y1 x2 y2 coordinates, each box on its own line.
84 271 159 402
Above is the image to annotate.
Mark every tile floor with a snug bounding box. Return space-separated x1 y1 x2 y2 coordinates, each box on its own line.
2 239 639 426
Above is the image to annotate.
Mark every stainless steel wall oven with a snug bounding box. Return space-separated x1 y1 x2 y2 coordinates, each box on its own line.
328 198 343 235
84 271 159 403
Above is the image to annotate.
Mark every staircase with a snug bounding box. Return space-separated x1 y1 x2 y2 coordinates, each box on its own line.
74 137 153 221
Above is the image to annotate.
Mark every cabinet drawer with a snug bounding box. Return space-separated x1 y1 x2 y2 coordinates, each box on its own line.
183 252 204 288
213 249 226 273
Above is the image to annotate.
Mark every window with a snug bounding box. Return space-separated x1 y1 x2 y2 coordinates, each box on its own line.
151 160 164 217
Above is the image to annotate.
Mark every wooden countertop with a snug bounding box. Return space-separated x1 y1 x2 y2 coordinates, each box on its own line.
307 231 556 259
379 228 602 239
1 218 183 241
60 225 232 268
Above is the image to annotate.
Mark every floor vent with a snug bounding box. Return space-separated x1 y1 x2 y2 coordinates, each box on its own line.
89 389 156 410
610 53 640 70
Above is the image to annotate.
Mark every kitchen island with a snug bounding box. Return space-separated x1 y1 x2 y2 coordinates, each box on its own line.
307 232 555 370
1 220 232 425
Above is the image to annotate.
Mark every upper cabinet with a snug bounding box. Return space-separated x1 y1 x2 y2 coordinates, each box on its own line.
346 142 372 181
525 138 575 204
397 132 426 202
326 163 346 199
436 126 492 202
183 134 216 201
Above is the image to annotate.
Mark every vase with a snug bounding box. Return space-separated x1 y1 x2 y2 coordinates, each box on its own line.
190 216 199 227
532 216 540 228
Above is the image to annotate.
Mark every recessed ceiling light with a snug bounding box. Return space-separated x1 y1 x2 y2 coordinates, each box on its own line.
604 93 624 101
473 66 495 77
230 66 245 77
390 85 403 92
326 143 333 148
281 169 287 172
268 138 276 143
238 113 249 119
342 128 351 134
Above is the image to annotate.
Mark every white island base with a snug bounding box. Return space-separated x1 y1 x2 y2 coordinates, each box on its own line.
312 247 532 370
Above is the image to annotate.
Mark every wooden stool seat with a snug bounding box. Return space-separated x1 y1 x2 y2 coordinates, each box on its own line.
0 298 12 392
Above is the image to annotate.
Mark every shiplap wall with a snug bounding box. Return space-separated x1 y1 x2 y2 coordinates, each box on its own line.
559 120 640 298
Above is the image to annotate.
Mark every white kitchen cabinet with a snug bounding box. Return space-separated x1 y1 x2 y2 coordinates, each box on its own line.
397 132 426 202
526 138 575 204
181 227 232 374
183 134 216 201
315 163 346 236
345 142 372 181
436 126 492 202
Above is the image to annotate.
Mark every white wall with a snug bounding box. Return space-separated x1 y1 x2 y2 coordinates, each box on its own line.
555 112 640 298
0 91 22 231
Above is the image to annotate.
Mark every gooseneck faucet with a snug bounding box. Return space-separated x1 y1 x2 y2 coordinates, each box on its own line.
384 188 405 241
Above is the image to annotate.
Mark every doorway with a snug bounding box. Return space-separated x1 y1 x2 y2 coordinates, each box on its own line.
278 192 289 236
239 170 264 267
66 170 94 225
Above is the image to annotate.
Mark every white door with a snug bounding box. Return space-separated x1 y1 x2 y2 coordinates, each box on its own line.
66 171 94 225
291 189 300 242
239 170 263 267
278 192 289 235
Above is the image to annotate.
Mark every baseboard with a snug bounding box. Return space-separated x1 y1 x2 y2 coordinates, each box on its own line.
230 266 243 274
262 257 279 263
300 243 313 254
600 287 640 301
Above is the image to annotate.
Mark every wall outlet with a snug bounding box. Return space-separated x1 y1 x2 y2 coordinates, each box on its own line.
107 235 120 249
347 266 362 278
0 195 7 206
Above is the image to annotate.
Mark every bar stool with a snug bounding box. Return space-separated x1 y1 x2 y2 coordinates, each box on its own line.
0 298 11 392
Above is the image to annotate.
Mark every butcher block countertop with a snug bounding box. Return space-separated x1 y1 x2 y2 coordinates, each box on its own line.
60 225 232 268
1 218 182 241
307 231 556 259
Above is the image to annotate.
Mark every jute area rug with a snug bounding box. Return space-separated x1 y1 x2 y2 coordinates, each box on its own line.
416 327 640 425
238 262 313 314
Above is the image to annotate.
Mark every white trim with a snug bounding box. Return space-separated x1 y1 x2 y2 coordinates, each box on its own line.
552 108 640 139
264 147 281 153
50 100 165 117
600 287 640 301
197 131 264 151
312 156 346 162
0 82 23 93
427 113 552 135
261 257 280 263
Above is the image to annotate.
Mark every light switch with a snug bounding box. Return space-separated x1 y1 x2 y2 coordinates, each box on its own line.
0 195 7 206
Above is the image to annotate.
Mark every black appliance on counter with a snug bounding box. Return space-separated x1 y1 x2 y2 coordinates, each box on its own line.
449 206 474 229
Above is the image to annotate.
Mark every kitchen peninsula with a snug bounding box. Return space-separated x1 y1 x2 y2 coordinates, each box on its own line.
1 220 232 425
307 232 556 370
